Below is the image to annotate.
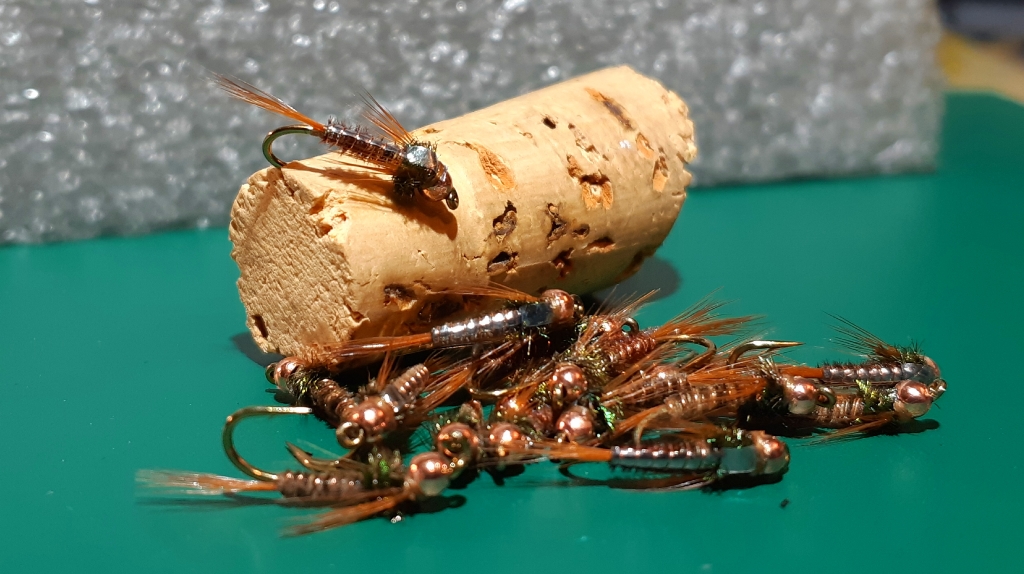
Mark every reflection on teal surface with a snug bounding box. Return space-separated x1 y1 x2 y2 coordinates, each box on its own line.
1 93 1022 572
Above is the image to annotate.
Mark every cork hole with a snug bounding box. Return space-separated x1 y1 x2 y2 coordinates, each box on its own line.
422 127 441 134
492 201 518 240
552 249 573 278
252 315 268 338
585 87 636 130
586 236 615 253
635 133 656 160
460 142 517 192
487 251 519 274
384 284 417 311
546 203 568 243
309 194 327 215
542 116 557 129
652 148 670 192
572 224 590 239
316 222 333 237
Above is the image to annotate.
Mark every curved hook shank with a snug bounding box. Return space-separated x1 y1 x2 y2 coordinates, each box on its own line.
727 340 802 366
661 335 716 371
222 405 313 481
263 125 321 168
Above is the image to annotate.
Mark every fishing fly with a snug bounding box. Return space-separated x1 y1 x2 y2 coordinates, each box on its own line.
213 73 459 210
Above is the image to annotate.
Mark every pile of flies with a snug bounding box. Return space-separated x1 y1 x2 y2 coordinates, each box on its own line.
139 291 946 534
212 73 459 210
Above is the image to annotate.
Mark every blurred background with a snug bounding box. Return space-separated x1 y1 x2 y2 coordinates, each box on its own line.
0 0 1020 245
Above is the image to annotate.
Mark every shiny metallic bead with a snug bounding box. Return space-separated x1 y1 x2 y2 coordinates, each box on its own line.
554 405 595 442
337 399 397 447
486 422 526 459
493 393 528 422
406 452 454 497
435 423 481 463
751 431 790 475
550 363 588 409
271 358 302 388
783 375 820 415
893 380 932 420
541 289 577 324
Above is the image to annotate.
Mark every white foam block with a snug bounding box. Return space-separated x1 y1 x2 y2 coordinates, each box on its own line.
0 0 943 243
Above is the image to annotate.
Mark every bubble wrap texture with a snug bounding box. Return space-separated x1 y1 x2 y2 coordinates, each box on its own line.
0 0 943 244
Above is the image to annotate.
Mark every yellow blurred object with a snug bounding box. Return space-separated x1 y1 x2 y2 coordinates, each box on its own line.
939 32 1024 103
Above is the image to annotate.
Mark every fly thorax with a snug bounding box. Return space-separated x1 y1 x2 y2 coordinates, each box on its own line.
402 145 439 176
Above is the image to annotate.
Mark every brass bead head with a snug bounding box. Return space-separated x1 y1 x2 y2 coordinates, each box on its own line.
541 289 577 324
894 380 932 421
550 363 588 410
337 399 396 448
406 452 454 497
783 375 820 415
554 405 596 443
486 422 526 457
435 423 481 464
751 431 790 475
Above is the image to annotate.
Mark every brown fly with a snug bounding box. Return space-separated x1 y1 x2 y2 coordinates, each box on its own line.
213 73 459 210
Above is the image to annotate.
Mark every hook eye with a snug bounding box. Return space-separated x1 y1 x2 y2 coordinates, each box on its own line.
336 422 365 449
445 190 459 210
621 318 640 334
263 125 321 168
815 386 837 409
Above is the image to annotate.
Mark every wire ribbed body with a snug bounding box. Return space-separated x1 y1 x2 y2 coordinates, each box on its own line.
380 364 431 413
604 368 688 405
611 440 720 471
820 361 935 384
813 394 865 426
276 471 366 499
660 382 752 417
430 308 524 347
599 331 657 375
302 378 357 427
321 121 404 167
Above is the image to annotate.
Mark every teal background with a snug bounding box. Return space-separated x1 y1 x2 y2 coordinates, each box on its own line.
1 93 1021 572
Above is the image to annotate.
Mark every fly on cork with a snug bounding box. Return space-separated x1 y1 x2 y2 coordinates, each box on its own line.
212 73 459 210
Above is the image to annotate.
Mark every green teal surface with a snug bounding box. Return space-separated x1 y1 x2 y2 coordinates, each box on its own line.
2 93 1022 572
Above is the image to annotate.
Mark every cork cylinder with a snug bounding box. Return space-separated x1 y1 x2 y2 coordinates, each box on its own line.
229 66 696 356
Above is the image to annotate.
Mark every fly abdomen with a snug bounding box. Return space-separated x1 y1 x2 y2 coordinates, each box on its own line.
304 378 358 427
600 331 657 374
276 471 366 499
430 309 521 347
610 440 720 472
662 382 748 418
814 394 865 426
604 366 688 405
820 361 936 385
321 120 403 167
380 364 431 413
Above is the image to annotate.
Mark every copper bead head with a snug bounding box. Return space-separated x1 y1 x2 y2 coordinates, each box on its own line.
406 452 455 498
893 380 932 421
751 431 790 476
554 405 596 443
